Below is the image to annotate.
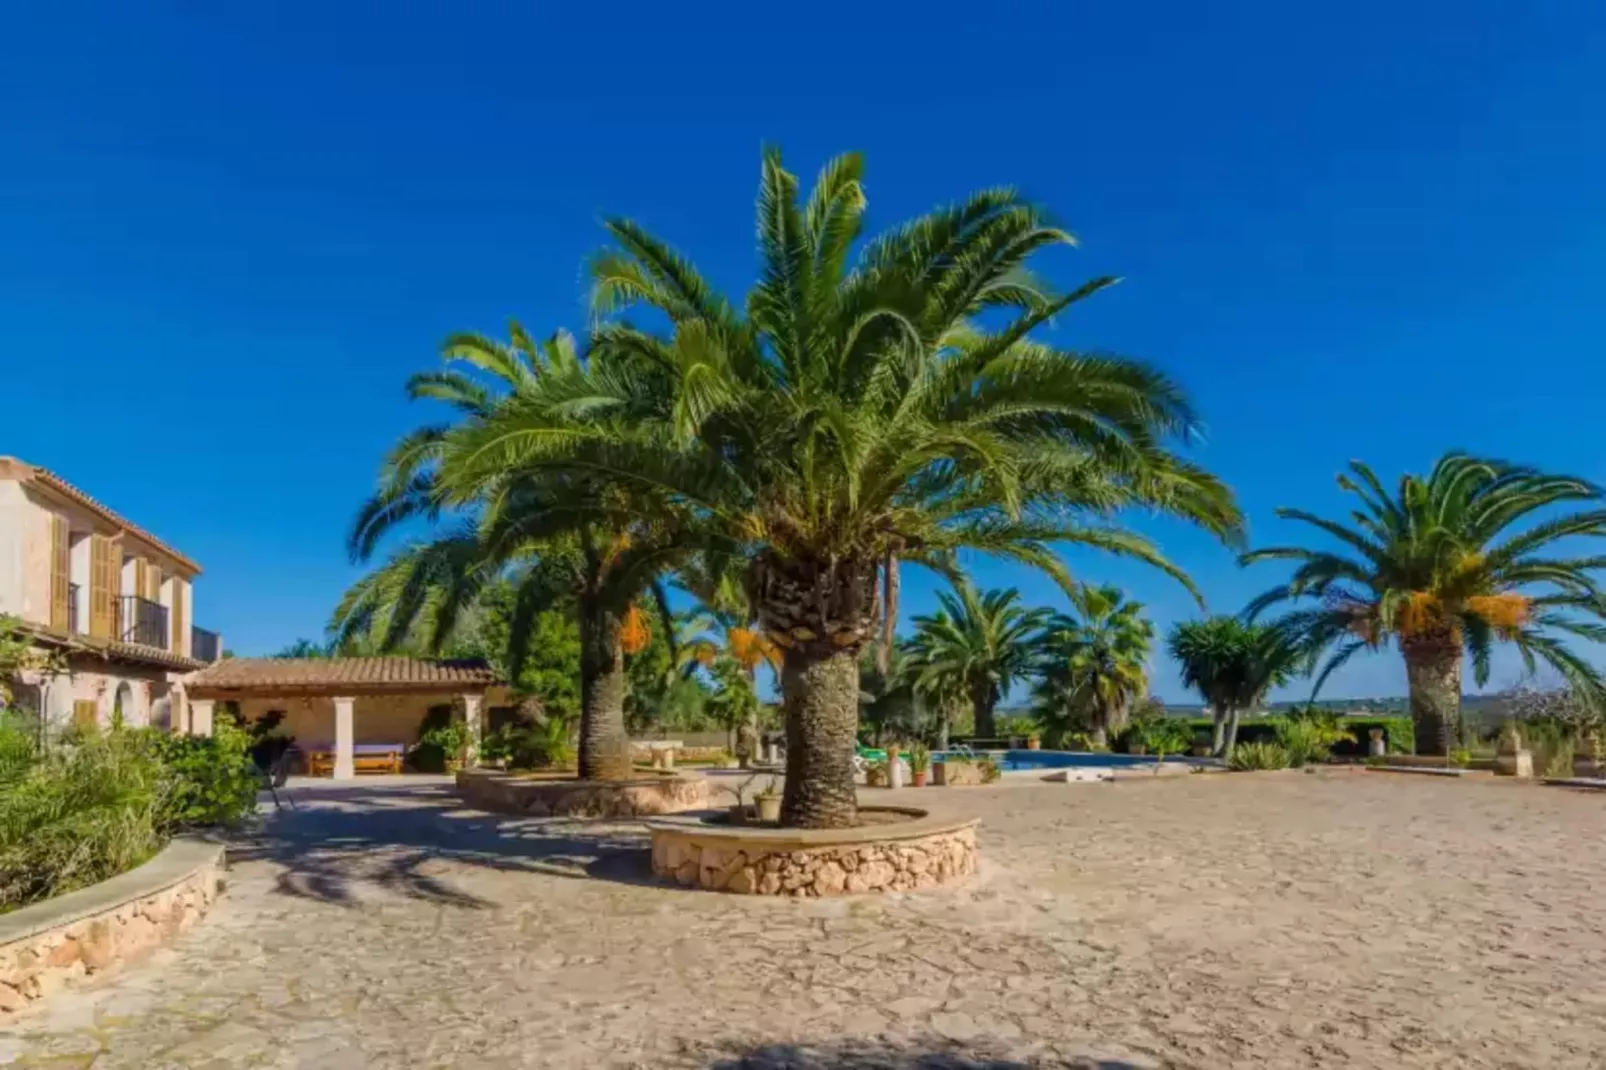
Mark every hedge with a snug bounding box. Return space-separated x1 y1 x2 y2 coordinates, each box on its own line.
1118 716 1415 757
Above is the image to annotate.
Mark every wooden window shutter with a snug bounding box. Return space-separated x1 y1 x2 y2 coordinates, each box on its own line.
108 538 122 638
134 558 148 601
89 535 110 638
170 578 185 653
50 516 69 632
73 700 98 730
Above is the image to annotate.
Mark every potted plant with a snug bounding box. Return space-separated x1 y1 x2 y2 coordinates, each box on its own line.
720 772 761 824
478 726 513 770
1026 733 1041 751
865 759 890 788
908 743 931 787
421 720 470 773
754 776 782 823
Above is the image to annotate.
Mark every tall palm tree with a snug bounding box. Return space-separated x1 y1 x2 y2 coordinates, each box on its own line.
1167 617 1301 759
443 149 1243 826
344 328 692 781
905 582 1050 742
1243 455 1606 755
1033 585 1153 748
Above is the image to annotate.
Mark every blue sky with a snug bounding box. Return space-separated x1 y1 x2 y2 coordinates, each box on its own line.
5 2 1604 700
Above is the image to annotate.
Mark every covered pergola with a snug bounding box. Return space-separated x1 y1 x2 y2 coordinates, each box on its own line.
181 657 504 779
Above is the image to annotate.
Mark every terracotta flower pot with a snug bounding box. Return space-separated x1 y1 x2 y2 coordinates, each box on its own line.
912 771 928 787
1026 737 1041 751
755 794 782 823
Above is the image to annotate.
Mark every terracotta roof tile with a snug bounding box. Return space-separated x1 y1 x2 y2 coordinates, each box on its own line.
185 656 501 693
0 457 201 574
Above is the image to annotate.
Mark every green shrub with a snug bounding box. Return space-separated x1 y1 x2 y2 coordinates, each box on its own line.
1275 715 1355 767
1130 719 1193 756
0 714 260 912
1543 740 1575 779
0 725 168 909
1184 716 1411 755
149 719 261 829
408 704 459 772
1229 742 1291 771
978 756 1001 783
1450 748 1473 768
505 718 575 770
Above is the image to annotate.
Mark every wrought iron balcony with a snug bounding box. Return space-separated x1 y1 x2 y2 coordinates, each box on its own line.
191 626 221 663
118 595 169 650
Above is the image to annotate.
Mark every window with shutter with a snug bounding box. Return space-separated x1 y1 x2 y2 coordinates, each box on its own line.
50 516 69 632
73 700 98 730
170 579 185 653
89 535 110 638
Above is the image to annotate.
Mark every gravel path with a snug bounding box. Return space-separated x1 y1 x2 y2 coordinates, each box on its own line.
1 769 1603 1068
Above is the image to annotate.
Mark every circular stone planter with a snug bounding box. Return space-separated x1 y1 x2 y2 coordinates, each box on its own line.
456 768 709 818
645 807 980 896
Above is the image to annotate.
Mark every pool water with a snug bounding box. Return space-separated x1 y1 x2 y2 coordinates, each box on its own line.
943 749 1183 772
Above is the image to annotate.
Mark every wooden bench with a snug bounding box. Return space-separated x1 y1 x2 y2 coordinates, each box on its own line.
305 743 406 777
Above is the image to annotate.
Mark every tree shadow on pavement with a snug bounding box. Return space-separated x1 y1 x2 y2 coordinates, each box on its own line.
700 1039 1162 1069
227 781 658 908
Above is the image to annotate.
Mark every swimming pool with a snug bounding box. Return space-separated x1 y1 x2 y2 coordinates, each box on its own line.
942 749 1185 772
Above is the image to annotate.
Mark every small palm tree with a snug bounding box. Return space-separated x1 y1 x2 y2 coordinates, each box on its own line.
1033 585 1153 748
1243 455 1606 754
445 149 1243 825
905 582 1049 742
1167 617 1301 759
343 329 690 781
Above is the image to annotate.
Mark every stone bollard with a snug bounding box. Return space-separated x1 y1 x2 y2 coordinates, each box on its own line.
1494 727 1533 778
1368 728 1386 758
661 746 675 772
887 745 905 790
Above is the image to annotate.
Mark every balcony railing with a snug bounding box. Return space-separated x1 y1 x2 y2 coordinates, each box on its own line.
191 626 221 663
67 583 80 635
118 595 169 650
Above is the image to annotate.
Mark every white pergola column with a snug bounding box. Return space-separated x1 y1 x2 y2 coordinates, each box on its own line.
189 699 215 738
462 693 484 768
333 696 355 780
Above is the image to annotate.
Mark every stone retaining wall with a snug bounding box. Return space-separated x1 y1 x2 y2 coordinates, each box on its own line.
457 769 710 818
647 810 979 896
0 839 225 1014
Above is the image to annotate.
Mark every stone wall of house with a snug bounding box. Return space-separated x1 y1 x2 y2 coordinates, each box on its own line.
0 850 225 1014
650 825 978 896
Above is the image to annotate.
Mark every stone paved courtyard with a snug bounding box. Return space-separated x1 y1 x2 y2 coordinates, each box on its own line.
2 769 1604 1069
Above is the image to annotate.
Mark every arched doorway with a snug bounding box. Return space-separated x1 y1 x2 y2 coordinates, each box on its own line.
113 682 134 729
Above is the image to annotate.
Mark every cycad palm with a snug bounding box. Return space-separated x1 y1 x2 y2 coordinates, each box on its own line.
1243 454 1606 754
905 583 1050 741
444 149 1242 825
1033 585 1153 748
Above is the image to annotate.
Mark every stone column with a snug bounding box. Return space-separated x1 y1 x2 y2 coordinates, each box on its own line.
189 699 215 738
462 693 484 768
333 696 355 780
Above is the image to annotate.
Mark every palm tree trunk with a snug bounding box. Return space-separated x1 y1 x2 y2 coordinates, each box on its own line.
578 599 633 781
876 551 900 677
1220 705 1243 762
779 643 860 828
1403 634 1462 756
1210 707 1227 755
972 682 998 741
937 712 950 753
